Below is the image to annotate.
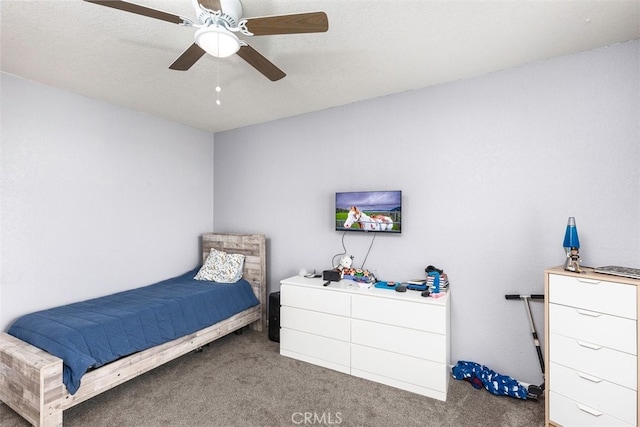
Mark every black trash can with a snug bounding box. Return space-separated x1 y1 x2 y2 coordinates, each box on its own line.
268 291 280 342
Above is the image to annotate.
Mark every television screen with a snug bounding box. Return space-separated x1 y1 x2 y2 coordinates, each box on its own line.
335 191 402 233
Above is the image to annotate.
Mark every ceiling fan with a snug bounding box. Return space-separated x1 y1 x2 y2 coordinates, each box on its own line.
84 0 329 81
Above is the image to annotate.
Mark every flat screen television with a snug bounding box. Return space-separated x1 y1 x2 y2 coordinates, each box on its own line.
335 191 402 233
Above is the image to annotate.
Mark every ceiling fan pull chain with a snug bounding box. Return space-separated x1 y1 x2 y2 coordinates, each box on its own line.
216 36 222 106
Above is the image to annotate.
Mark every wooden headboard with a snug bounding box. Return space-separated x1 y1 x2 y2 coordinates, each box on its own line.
201 233 267 330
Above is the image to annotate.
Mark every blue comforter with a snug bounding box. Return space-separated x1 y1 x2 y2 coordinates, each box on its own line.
7 267 259 394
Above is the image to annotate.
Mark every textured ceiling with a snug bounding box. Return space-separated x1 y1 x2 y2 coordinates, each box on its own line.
2 0 639 133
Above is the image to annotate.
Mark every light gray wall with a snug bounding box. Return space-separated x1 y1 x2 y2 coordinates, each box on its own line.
213 40 640 384
1 73 214 331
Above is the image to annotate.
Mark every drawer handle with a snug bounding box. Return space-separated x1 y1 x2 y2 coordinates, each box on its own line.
575 308 601 317
576 402 603 417
576 371 602 383
576 278 602 285
576 340 602 350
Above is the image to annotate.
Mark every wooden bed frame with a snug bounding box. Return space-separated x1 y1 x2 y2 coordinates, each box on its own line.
0 233 267 427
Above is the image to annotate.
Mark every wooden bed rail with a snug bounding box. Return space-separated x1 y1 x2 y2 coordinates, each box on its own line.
0 332 64 426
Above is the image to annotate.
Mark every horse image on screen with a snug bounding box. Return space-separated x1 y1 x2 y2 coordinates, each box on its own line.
335 191 401 233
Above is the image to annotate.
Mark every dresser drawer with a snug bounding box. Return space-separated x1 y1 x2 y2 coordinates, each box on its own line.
280 284 350 316
550 333 637 390
351 319 446 363
550 362 636 426
549 303 637 354
549 274 636 319
550 391 634 427
280 328 350 370
281 306 350 341
351 344 447 392
351 294 446 334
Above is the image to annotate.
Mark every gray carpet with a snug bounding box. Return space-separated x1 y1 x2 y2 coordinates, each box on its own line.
0 329 544 426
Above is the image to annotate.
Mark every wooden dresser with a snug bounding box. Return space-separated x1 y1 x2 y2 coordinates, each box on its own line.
545 266 639 426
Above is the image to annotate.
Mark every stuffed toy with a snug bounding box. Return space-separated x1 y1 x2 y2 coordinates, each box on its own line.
337 255 353 270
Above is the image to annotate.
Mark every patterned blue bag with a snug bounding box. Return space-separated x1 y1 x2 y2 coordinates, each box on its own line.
451 360 529 400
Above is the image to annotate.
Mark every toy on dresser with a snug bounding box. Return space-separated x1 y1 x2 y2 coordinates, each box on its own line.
342 267 376 287
334 255 376 287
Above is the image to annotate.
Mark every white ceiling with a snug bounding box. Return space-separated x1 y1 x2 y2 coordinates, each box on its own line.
2 1 639 133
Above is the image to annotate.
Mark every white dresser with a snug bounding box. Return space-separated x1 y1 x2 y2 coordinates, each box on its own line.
279 276 450 401
545 267 639 426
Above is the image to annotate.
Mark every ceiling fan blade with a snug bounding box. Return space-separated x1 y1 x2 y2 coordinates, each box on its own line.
243 11 328 36
198 0 222 12
169 44 206 71
84 0 185 25
236 45 286 81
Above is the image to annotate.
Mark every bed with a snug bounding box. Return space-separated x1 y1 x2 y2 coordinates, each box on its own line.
0 233 266 427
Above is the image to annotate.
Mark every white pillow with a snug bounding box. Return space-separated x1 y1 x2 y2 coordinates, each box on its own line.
195 248 245 283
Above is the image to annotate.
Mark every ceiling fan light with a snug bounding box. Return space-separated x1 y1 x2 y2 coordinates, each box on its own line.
195 27 240 58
